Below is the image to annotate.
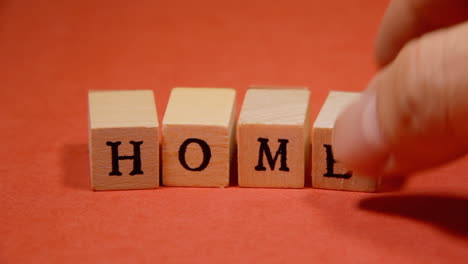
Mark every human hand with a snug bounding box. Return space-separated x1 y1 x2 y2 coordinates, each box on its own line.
333 0 468 177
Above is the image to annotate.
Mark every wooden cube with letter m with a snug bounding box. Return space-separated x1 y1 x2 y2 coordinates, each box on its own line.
237 88 311 188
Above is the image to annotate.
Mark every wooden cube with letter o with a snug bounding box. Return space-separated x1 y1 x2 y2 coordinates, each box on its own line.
162 88 237 187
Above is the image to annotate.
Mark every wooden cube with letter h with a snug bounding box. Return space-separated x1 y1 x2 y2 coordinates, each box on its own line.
237 88 311 188
88 90 159 191
162 88 237 187
312 91 380 192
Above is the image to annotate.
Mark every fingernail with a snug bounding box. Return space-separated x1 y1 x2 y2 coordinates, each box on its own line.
333 88 389 175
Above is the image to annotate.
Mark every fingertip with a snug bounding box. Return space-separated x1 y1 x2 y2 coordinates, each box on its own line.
333 88 389 176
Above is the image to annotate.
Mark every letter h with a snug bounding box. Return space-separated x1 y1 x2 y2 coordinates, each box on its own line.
106 141 144 176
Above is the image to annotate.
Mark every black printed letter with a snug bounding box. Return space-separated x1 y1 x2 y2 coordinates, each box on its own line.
178 138 211 171
106 141 144 176
255 138 290 172
323 144 352 179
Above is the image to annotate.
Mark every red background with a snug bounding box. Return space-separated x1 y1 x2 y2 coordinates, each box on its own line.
2 0 468 263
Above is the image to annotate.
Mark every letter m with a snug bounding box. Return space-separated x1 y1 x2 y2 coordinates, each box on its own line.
254 137 290 172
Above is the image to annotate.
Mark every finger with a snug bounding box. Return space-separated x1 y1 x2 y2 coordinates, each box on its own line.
376 0 468 66
334 21 468 177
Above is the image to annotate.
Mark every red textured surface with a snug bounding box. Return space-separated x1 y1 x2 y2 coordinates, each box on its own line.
2 1 468 263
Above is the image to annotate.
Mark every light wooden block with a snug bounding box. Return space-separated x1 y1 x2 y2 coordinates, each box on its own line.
312 91 380 192
88 90 159 191
162 88 236 187
237 88 311 188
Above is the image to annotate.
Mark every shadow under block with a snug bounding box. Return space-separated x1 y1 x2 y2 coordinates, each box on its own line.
237 88 310 188
312 91 380 192
88 90 159 191
162 88 236 187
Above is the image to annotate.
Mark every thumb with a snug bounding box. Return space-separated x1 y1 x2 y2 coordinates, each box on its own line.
333 21 468 177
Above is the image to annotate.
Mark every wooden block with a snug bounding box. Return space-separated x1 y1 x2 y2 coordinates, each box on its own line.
162 88 236 187
237 88 311 188
88 90 159 191
312 91 380 192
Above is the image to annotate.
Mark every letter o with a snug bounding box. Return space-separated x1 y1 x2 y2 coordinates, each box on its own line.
178 138 211 171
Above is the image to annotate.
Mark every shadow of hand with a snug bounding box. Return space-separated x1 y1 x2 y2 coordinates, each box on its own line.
359 194 468 238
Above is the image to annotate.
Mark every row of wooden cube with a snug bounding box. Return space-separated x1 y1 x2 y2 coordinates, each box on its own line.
89 88 380 192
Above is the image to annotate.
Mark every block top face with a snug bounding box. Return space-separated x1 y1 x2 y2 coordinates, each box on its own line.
163 87 236 127
238 88 310 125
313 91 360 129
89 90 158 129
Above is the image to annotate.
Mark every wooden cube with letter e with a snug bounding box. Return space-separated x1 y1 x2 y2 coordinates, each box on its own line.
237 87 311 188
312 91 380 192
162 88 237 187
88 90 159 191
